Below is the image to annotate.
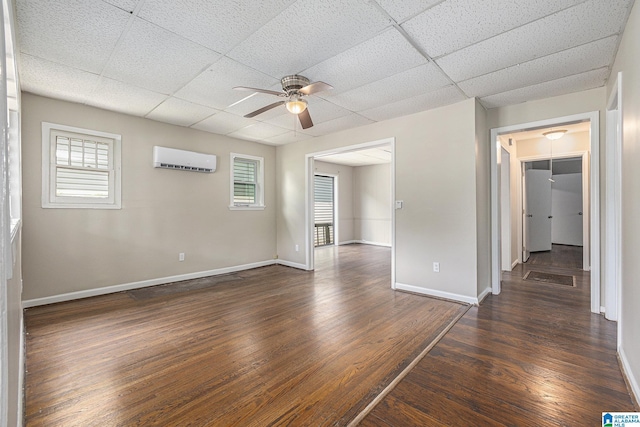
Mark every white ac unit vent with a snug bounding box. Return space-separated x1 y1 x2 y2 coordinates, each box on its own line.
153 146 217 173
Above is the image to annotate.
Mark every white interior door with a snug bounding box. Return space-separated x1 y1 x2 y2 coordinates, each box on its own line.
525 169 552 253
551 173 583 246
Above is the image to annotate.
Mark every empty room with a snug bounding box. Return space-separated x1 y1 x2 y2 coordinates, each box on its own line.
1 0 640 426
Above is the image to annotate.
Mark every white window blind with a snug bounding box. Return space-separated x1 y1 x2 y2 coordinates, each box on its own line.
229 153 264 210
55 135 111 198
42 122 121 209
314 175 334 246
233 158 257 205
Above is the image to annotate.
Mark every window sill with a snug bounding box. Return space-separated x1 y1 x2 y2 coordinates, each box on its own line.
228 205 266 211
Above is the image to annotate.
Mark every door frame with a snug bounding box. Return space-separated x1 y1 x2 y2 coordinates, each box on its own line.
304 137 396 286
605 72 622 323
519 152 589 268
490 111 600 314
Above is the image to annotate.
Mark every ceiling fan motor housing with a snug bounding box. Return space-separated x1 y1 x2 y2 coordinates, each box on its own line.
281 75 310 94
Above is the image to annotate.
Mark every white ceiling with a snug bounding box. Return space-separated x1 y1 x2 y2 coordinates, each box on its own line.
15 0 635 146
316 146 392 167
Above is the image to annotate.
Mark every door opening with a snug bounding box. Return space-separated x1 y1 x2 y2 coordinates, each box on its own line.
490 111 600 314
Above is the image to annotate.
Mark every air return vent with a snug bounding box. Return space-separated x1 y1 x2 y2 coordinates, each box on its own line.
153 146 217 173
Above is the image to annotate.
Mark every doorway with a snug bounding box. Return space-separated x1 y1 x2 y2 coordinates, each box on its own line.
522 158 584 261
305 138 396 286
490 111 600 314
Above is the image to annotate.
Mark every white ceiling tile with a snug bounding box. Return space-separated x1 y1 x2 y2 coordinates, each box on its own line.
223 92 287 119
264 131 314 146
86 77 167 117
437 0 632 82
16 0 131 73
263 98 352 131
137 0 296 54
191 111 255 135
146 97 219 127
359 85 466 122
317 147 392 166
227 0 390 78
374 0 443 23
402 0 584 58
174 57 281 110
480 67 610 109
102 0 139 12
228 122 289 142
303 114 375 137
18 54 100 104
458 35 619 98
301 28 427 93
325 63 451 112
102 18 220 94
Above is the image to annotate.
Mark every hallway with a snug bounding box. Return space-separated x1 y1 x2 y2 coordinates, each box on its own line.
361 245 638 425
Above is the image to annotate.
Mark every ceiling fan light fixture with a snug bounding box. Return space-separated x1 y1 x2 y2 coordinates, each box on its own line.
543 129 567 140
285 96 307 114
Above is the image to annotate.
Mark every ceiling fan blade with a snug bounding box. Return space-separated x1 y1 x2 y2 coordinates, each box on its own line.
244 101 285 118
233 86 284 97
298 108 313 129
298 81 333 95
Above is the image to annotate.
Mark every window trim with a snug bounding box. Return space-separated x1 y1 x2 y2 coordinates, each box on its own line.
229 152 265 210
41 122 122 209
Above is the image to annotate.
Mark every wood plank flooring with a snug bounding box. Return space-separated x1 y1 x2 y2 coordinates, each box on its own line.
362 245 638 426
24 244 467 426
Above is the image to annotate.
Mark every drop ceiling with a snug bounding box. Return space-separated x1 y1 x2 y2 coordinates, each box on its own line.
15 0 635 146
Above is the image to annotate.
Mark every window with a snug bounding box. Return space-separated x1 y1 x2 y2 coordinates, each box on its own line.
230 153 264 210
314 174 335 246
42 122 121 209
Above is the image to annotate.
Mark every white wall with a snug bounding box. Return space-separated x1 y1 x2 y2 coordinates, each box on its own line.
475 100 491 298
353 163 391 246
313 160 354 244
277 98 488 303
607 0 640 403
21 93 277 302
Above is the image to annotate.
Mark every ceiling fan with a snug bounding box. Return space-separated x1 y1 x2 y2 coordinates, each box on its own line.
233 75 333 129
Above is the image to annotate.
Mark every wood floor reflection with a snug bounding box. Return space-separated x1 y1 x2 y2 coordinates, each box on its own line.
24 244 467 426
362 245 637 426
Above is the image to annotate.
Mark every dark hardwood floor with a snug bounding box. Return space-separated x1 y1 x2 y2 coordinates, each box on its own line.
24 244 467 426
362 245 637 426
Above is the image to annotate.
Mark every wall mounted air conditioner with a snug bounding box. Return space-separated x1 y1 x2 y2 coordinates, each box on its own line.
153 146 217 173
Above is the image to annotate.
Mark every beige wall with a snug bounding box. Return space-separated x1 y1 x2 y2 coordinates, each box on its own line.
21 93 276 301
353 163 391 246
313 160 354 244
516 132 590 158
607 0 640 401
277 98 487 301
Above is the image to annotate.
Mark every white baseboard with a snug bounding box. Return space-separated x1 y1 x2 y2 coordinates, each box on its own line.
619 346 640 406
276 259 309 270
600 306 606 314
22 260 277 308
338 240 357 245
356 240 392 248
477 286 492 304
512 260 519 269
395 282 479 305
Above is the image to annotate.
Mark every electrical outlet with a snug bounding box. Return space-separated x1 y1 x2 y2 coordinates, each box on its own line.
433 262 440 273
295 244 299 252
179 253 185 262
